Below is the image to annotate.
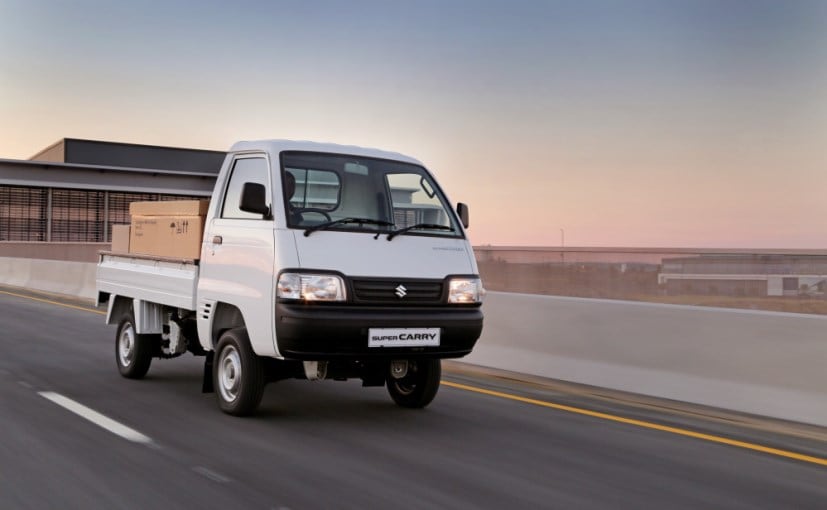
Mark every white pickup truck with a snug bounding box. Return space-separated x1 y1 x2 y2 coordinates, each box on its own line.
97 140 484 415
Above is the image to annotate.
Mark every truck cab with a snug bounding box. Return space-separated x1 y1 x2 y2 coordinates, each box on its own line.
99 140 484 415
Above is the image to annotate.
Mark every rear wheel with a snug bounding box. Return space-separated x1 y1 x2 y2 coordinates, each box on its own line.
386 359 441 408
214 328 265 416
115 312 159 379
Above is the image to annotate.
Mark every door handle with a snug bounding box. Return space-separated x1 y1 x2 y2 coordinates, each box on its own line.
212 235 223 245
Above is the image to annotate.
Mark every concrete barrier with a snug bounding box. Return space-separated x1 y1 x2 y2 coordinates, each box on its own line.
463 292 827 426
0 257 97 300
2 257 825 426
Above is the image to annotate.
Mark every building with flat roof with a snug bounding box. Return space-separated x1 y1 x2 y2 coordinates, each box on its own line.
658 254 827 297
0 138 219 244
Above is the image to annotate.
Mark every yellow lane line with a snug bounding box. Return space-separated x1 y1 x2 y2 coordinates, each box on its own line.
0 290 106 315
442 380 827 468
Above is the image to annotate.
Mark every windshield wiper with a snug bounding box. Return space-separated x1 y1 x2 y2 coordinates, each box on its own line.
303 217 395 237
386 223 454 241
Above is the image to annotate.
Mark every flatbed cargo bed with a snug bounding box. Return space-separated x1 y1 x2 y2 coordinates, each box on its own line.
96 251 199 311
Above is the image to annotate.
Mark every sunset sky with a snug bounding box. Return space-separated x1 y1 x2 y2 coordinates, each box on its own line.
1 0 825 248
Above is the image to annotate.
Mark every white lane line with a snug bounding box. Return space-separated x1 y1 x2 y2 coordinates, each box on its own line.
38 391 153 445
193 466 231 483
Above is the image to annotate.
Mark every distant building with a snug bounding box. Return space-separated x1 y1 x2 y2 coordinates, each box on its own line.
0 138 219 242
658 255 827 297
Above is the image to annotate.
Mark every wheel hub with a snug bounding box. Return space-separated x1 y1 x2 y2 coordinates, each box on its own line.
118 324 135 367
218 346 242 403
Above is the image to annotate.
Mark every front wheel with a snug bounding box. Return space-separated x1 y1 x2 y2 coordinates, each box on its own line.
386 359 441 408
214 328 265 416
115 312 159 379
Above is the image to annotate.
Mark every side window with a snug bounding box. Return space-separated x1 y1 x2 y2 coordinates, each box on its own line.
221 157 270 219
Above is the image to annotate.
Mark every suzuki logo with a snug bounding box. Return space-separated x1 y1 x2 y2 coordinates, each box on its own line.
395 285 407 298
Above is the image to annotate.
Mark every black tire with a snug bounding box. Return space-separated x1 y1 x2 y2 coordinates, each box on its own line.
214 328 265 416
386 359 441 408
115 312 158 379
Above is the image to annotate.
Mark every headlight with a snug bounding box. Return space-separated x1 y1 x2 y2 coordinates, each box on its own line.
448 277 485 304
277 273 346 302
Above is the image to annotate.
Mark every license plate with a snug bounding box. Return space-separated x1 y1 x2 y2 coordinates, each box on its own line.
368 328 441 347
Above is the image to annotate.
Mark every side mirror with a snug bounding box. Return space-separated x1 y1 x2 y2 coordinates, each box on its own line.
239 182 270 217
456 202 469 229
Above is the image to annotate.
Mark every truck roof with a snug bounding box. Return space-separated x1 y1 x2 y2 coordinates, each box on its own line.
228 140 424 166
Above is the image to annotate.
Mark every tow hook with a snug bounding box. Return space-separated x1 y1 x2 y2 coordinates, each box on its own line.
303 361 328 381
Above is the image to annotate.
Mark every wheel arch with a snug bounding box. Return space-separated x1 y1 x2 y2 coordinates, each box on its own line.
210 302 247 349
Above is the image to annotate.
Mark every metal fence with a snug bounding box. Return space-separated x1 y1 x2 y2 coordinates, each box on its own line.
0 185 196 242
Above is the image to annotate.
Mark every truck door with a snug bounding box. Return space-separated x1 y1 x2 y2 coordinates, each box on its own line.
198 154 277 357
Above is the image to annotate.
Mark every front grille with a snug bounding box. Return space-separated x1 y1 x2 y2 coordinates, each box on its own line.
351 278 443 305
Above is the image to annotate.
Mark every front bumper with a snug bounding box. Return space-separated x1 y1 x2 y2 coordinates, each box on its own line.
275 303 483 360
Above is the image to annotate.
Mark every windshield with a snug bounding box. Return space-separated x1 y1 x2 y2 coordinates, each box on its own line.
280 151 462 238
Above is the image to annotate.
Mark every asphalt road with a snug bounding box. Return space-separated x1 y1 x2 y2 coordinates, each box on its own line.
1 288 825 509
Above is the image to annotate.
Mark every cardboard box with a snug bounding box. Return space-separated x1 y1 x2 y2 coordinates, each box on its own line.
129 215 205 259
126 200 209 259
110 224 131 253
129 200 210 217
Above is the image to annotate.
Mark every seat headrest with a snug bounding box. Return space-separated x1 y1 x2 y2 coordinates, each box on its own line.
284 172 296 199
